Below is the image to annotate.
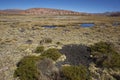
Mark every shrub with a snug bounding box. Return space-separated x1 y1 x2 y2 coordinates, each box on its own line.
61 65 89 80
103 52 120 68
14 56 40 80
90 41 120 69
41 48 61 61
35 46 44 53
90 42 114 55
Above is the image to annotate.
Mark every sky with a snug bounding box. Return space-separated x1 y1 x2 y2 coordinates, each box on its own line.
0 0 120 13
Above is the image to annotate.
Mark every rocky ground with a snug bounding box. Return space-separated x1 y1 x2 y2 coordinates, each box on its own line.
0 15 120 80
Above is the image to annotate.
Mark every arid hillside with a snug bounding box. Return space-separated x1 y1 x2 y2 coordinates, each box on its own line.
0 8 120 16
0 8 87 15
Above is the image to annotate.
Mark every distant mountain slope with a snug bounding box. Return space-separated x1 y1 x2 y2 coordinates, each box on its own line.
25 8 80 15
103 12 120 17
0 8 119 16
0 8 89 15
94 12 120 17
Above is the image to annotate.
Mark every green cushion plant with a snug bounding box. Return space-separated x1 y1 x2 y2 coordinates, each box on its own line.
61 65 89 80
14 56 40 80
41 48 61 61
35 46 44 53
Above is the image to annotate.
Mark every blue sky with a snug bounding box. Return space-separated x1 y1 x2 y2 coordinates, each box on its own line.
0 0 120 13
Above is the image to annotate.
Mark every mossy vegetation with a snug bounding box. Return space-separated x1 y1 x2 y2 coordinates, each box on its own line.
41 48 62 61
90 42 114 55
61 65 89 80
14 56 40 80
102 52 120 68
14 48 62 80
14 42 120 80
90 41 120 69
35 46 44 53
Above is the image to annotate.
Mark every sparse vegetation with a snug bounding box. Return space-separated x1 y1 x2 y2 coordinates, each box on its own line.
40 38 52 44
0 14 120 80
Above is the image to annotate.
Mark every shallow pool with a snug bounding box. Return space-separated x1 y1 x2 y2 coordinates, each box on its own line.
80 23 95 27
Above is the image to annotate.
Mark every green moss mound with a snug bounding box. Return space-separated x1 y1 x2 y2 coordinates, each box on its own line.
61 65 89 80
14 56 40 80
41 48 62 61
35 46 44 53
14 48 62 80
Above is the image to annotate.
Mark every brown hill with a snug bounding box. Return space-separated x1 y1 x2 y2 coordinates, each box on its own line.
0 8 88 15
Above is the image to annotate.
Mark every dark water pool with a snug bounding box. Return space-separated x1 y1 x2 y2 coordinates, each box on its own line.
80 23 95 27
42 25 57 28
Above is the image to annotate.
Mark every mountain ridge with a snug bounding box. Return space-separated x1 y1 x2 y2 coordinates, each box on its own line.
0 8 89 15
0 8 120 16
